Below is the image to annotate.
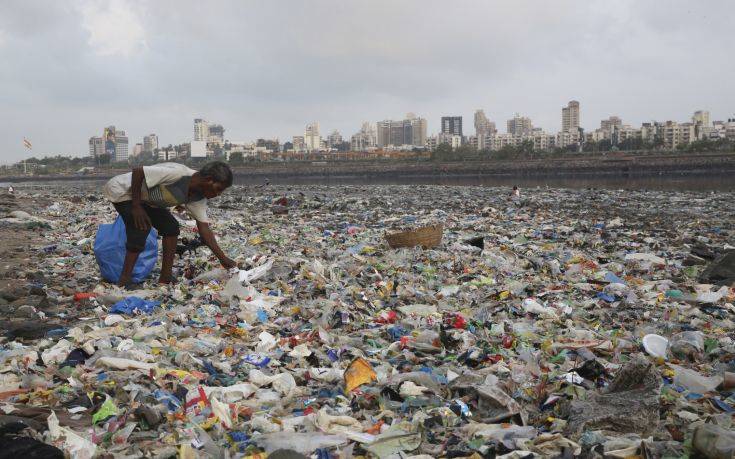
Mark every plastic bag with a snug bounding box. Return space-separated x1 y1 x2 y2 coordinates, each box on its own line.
94 216 158 283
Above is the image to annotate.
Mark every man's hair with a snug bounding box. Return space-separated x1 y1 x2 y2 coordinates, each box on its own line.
199 161 233 187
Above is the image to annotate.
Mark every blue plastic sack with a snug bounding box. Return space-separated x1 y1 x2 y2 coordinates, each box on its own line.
109 296 160 315
94 216 158 283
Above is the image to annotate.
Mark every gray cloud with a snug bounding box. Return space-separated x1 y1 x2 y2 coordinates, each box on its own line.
1 0 733 162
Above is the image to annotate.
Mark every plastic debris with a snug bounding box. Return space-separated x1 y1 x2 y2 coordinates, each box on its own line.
2 183 734 457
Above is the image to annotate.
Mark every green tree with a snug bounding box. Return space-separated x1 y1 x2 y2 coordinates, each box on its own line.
229 151 244 165
431 143 454 161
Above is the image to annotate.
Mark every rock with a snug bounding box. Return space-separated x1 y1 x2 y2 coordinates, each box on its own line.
0 290 20 302
564 357 661 439
15 305 37 319
7 211 31 220
2 321 58 340
692 424 735 459
699 250 735 286
683 254 707 266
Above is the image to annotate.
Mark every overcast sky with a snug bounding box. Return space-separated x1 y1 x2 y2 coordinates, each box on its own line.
1 0 734 162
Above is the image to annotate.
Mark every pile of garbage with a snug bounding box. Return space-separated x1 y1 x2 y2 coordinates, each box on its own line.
0 183 734 458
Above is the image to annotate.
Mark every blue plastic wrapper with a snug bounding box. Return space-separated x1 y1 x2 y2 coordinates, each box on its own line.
110 296 161 315
604 271 626 285
242 354 271 368
94 216 158 283
596 292 616 303
153 389 182 412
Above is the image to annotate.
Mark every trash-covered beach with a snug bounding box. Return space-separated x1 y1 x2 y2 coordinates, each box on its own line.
0 183 734 458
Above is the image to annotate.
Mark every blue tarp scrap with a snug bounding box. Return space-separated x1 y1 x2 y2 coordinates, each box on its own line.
109 296 161 315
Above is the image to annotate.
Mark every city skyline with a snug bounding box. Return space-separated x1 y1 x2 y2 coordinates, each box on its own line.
1 0 734 162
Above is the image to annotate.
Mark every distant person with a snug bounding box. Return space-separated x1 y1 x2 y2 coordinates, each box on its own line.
263 177 270 187
7 186 14 194
509 186 520 198
103 161 236 286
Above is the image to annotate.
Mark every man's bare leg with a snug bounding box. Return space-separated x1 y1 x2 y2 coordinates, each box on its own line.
159 235 178 284
118 250 140 287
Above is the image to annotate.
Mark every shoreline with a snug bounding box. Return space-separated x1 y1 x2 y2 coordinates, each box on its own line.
1 152 734 184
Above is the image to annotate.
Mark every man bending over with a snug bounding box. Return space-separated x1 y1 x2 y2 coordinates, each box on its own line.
103 161 236 286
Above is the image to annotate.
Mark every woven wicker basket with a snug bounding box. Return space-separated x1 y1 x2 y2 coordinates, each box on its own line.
385 224 444 249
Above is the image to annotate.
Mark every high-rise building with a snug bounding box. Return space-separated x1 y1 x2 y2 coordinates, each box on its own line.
114 130 129 162
88 136 104 157
474 110 496 136
194 119 209 141
351 123 377 151
132 143 143 157
562 100 580 133
143 134 158 154
692 110 710 127
304 123 321 152
411 117 427 147
441 116 463 137
601 116 622 132
327 130 343 149
208 124 225 145
376 116 427 148
507 114 533 136
292 135 306 153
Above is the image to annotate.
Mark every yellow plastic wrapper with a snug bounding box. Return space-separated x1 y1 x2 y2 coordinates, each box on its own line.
344 357 377 393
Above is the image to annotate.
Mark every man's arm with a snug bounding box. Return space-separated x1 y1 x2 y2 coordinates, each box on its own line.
196 220 236 269
131 167 151 230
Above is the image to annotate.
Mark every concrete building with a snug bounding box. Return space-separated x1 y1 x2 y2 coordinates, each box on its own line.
351 122 377 151
132 143 143 157
327 130 343 149
411 117 427 147
557 129 581 149
437 133 462 149
530 132 556 151
208 124 225 146
692 110 710 127
292 135 306 153
143 134 158 154
661 121 696 149
194 119 209 141
376 116 427 148
692 111 711 139
507 114 533 136
726 118 735 140
88 136 104 157
600 116 622 133
304 123 321 152
190 140 208 158
474 110 496 137
441 116 463 137
641 122 663 144
562 100 580 133
113 130 129 162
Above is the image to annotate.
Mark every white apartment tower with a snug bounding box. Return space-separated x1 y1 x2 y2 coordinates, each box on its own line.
562 100 580 133
194 119 209 141
88 136 104 157
304 122 321 152
114 130 129 162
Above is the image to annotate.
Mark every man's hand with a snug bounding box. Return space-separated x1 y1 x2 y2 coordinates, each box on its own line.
131 203 152 231
220 256 237 270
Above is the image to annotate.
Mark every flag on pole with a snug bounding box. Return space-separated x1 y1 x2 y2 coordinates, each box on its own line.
23 138 32 149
